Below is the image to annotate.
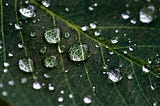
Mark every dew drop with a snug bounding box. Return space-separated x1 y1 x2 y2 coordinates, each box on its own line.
58 44 65 54
39 46 47 54
20 77 27 84
44 28 60 44
153 102 157 106
17 42 24 48
0 83 4 88
14 23 22 30
130 19 137 24
127 74 133 80
43 56 58 68
139 5 155 24
60 90 64 94
111 37 118 44
142 64 151 73
8 80 14 86
30 32 36 37
88 6 94 11
69 94 73 98
19 5 36 18
107 68 122 82
48 83 55 91
83 96 92 104
18 58 34 73
150 85 155 91
68 43 90 62
33 81 41 90
123 50 127 54
89 23 97 29
2 91 8 96
8 51 13 57
3 68 8 73
81 26 88 31
94 30 101 36
41 0 50 7
44 73 50 78
58 97 63 103
121 10 130 20
3 62 9 68
64 32 70 39
129 46 134 51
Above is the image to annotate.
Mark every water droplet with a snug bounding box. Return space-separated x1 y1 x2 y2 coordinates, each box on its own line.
121 10 130 20
43 56 58 68
14 23 22 30
130 19 137 24
39 46 47 54
58 44 65 54
107 68 122 82
115 29 119 33
123 50 127 54
81 26 88 31
2 91 8 96
60 90 64 94
8 80 14 86
17 42 24 48
153 102 157 106
88 6 94 11
3 62 9 68
83 96 92 104
69 94 73 98
58 97 63 103
89 23 96 29
8 51 13 57
109 51 114 55
94 30 101 36
129 46 134 51
41 0 50 7
44 28 60 44
65 8 69 12
142 64 151 73
64 32 70 39
44 73 50 78
127 74 133 80
19 5 36 18
30 32 36 37
111 37 118 44
20 77 27 84
3 68 8 73
18 58 34 73
68 43 90 62
150 85 155 91
139 5 155 23
33 81 41 90
48 83 55 91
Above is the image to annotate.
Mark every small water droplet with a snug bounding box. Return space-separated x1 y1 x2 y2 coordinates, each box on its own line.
94 30 101 36
30 32 36 37
20 77 27 84
68 43 90 62
8 51 13 57
14 23 22 30
83 96 92 104
123 50 128 54
127 74 133 80
18 58 34 73
60 90 64 94
58 97 63 103
48 83 55 91
17 42 24 48
33 81 41 90
43 56 58 68
111 37 118 44
8 80 14 86
64 32 70 39
3 62 9 68
90 23 96 29
44 28 60 44
88 6 94 11
58 44 65 54
130 19 137 24
39 46 47 54
41 0 50 7
69 94 73 98
81 26 88 31
121 10 130 20
44 73 50 78
115 29 119 33
107 68 122 82
139 5 155 24
65 8 69 12
2 91 8 96
153 102 157 106
150 85 155 91
129 46 134 51
19 5 36 18
0 83 4 88
3 68 8 73
142 64 151 73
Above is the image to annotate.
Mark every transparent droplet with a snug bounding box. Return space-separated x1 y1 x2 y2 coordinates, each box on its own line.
64 32 70 39
41 0 50 7
8 80 14 86
44 28 60 44
129 46 134 51
30 32 36 37
58 44 65 54
94 30 101 36
68 43 90 62
115 29 119 33
121 10 130 20
17 42 24 48
130 19 137 24
107 68 122 82
0 83 4 88
18 58 34 73
8 51 13 57
88 6 94 11
3 62 9 67
90 23 96 29
65 8 69 12
69 94 73 98
60 90 64 94
14 23 22 30
33 81 41 90
142 64 151 73
19 5 36 18
58 97 63 103
139 5 155 23
48 83 55 91
123 50 127 54
43 56 58 68
2 91 8 96
150 85 155 91
20 77 27 84
127 74 133 80
81 26 88 31
44 73 50 78
83 96 92 104
153 102 157 106
39 46 47 54
111 37 118 44
3 68 8 73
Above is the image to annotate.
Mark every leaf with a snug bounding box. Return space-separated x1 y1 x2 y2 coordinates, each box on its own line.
0 0 160 106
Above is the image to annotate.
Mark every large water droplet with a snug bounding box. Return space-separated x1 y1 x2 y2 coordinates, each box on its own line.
44 28 60 44
33 81 41 90
142 64 151 73
19 5 36 18
68 43 90 62
139 5 155 23
18 58 34 73
43 56 58 68
83 96 92 104
107 68 122 82
58 97 63 103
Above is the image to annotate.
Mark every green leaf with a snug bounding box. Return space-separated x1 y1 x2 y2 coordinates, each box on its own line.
0 0 160 106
